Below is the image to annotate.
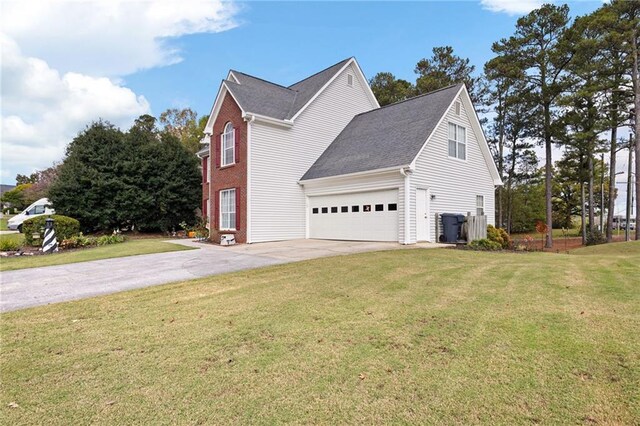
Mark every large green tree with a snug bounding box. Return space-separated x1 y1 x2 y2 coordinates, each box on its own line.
49 118 201 232
491 4 574 248
369 72 414 106
159 108 209 154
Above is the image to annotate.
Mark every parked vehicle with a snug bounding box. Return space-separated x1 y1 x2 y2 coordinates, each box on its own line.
7 198 55 232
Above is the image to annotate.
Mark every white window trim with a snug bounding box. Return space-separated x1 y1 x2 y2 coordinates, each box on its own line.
220 188 236 231
448 122 467 161
476 195 485 216
221 123 235 167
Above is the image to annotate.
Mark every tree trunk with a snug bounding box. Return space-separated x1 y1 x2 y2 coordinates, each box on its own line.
544 103 553 248
633 29 640 241
497 96 505 229
506 138 518 234
588 153 595 234
607 125 617 242
627 138 633 242
581 181 586 245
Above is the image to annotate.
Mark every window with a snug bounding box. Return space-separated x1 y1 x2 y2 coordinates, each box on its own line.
455 101 461 116
476 195 484 216
341 206 348 213
448 123 466 160
221 122 235 166
312 208 319 214
28 205 45 215
352 205 360 212
331 207 338 213
203 156 209 183
363 205 371 212
388 203 397 211
220 189 236 230
322 207 328 214
375 204 384 212
347 74 354 87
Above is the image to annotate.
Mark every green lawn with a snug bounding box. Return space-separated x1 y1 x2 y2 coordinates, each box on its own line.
0 237 194 271
1 242 639 424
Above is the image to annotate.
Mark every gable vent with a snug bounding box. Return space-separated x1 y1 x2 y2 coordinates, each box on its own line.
455 101 461 116
347 74 353 87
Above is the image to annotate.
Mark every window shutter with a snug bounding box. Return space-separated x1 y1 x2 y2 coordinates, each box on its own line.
202 156 208 183
214 190 220 230
215 134 221 168
235 188 241 229
234 129 240 163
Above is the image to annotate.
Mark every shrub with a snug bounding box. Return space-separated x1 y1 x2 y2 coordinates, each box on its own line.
586 229 606 246
96 234 126 246
59 233 96 250
487 225 511 249
0 238 21 251
468 238 502 251
23 215 80 246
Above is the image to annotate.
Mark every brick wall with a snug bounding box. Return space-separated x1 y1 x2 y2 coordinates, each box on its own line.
209 93 247 243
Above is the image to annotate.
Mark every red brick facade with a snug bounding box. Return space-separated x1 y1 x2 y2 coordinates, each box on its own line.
208 93 247 243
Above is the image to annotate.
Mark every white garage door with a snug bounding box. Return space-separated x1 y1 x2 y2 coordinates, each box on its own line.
309 190 399 241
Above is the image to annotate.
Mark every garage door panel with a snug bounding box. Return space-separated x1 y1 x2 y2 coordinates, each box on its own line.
309 190 399 241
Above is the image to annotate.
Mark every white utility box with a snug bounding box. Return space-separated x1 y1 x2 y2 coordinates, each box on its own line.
220 234 236 246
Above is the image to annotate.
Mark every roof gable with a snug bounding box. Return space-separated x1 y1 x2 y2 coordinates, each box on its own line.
301 84 464 181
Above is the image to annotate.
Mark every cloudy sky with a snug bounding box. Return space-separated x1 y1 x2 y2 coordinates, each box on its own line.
4 0 631 214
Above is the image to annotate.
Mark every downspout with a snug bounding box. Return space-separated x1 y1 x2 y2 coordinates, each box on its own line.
400 167 412 245
246 114 256 243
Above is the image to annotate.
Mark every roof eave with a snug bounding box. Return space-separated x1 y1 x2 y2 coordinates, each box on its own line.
299 165 409 185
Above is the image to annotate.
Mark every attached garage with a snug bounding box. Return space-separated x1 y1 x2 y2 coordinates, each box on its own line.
308 189 399 241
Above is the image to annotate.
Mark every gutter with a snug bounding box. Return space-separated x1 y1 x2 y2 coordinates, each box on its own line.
242 112 293 128
400 166 413 245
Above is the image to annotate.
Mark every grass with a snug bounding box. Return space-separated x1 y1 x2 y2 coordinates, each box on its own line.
0 237 194 271
0 216 10 230
1 242 639 424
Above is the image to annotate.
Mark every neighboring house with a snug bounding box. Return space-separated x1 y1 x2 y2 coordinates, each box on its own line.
197 57 501 244
0 184 17 210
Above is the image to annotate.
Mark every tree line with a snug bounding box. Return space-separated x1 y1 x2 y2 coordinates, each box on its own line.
370 1 640 248
3 109 209 233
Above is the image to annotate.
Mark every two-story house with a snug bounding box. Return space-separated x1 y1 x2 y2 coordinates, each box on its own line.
197 58 501 244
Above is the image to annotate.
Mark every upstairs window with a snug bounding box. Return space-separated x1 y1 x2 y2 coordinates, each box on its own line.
221 122 235 166
448 123 466 160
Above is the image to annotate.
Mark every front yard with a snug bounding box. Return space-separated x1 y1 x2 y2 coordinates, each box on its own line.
1 242 638 424
0 236 194 271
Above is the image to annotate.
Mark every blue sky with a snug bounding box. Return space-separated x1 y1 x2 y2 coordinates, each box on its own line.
125 1 603 117
1 0 611 188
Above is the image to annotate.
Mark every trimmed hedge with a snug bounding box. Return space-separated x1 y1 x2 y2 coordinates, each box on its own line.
23 215 80 246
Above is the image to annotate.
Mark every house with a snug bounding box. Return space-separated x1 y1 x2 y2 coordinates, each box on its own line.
197 58 502 244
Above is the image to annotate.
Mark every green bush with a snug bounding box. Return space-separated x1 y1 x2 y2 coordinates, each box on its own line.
0 238 21 251
468 238 502 251
487 225 511 249
96 234 126 246
586 229 606 246
23 215 80 246
59 233 96 250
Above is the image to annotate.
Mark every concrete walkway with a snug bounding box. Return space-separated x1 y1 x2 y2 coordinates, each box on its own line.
0 239 441 312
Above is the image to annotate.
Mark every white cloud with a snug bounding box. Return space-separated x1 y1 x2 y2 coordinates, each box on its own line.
480 0 543 15
1 0 239 76
0 0 239 182
1 36 150 179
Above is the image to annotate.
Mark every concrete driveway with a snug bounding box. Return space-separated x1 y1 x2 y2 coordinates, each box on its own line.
0 239 439 312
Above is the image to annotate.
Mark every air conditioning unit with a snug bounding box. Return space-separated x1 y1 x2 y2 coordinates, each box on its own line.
220 234 236 246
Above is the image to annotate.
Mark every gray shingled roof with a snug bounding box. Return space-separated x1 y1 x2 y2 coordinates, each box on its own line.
225 58 352 120
301 84 463 181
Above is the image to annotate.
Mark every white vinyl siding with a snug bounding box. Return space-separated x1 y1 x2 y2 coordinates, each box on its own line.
249 63 378 243
220 189 236 230
410 94 495 243
222 123 235 166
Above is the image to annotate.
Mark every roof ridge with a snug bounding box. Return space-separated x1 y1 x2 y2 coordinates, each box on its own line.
229 70 293 91
287 57 353 90
356 83 463 117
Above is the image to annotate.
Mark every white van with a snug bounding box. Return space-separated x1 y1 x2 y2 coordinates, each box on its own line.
7 198 55 232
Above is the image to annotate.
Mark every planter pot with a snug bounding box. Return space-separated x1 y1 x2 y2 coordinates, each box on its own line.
188 231 196 238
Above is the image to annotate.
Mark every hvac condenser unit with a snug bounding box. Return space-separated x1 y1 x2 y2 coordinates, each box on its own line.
220 234 236 246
